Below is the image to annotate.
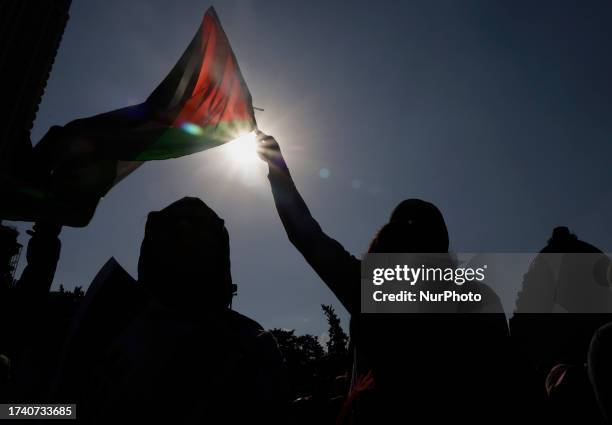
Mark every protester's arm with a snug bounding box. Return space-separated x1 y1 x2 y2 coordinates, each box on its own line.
256 131 360 313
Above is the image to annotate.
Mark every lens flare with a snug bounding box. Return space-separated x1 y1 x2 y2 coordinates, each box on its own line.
181 122 203 136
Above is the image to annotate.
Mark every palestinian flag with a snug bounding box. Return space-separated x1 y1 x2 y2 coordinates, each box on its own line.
1 7 256 227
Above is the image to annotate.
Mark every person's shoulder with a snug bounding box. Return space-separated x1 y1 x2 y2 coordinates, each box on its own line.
227 309 263 329
226 310 281 352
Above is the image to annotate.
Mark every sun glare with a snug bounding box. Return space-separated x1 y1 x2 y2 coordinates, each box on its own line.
217 130 265 186
225 131 258 167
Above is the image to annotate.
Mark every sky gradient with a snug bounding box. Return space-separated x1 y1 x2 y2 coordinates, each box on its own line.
9 0 612 336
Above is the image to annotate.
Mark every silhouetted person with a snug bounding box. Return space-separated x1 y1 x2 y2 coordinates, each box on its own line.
513 227 612 367
15 221 62 296
516 226 612 314
57 197 288 424
7 221 63 401
256 131 511 424
511 226 612 423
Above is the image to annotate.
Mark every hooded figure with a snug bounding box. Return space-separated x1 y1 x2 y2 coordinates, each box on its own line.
138 197 233 313
65 197 288 424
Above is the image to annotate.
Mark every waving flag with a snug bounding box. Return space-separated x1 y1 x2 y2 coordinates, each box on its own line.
1 7 255 226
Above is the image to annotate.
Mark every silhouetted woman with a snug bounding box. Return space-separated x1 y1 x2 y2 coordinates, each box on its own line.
257 131 512 424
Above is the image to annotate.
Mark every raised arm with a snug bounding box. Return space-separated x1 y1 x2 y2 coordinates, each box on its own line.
256 131 360 314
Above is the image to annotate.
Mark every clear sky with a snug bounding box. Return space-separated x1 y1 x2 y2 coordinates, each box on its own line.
9 0 612 336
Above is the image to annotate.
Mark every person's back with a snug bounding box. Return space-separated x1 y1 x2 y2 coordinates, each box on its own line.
85 297 286 424
356 217 512 423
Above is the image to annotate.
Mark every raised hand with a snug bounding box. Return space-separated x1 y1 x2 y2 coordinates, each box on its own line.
255 130 286 170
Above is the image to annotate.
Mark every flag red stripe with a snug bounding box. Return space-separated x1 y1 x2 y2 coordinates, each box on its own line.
172 9 253 128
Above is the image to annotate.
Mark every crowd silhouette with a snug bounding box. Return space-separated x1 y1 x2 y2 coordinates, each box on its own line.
0 131 611 423
2 1 611 423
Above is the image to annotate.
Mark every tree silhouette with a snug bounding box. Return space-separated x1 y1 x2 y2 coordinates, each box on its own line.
270 328 325 399
321 304 348 361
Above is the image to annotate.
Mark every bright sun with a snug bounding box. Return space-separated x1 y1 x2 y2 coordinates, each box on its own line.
218 130 264 185
224 130 258 167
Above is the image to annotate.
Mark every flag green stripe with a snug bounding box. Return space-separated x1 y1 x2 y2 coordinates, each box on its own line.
135 119 256 161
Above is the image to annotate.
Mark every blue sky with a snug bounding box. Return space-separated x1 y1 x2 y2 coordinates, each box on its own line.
9 0 612 335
